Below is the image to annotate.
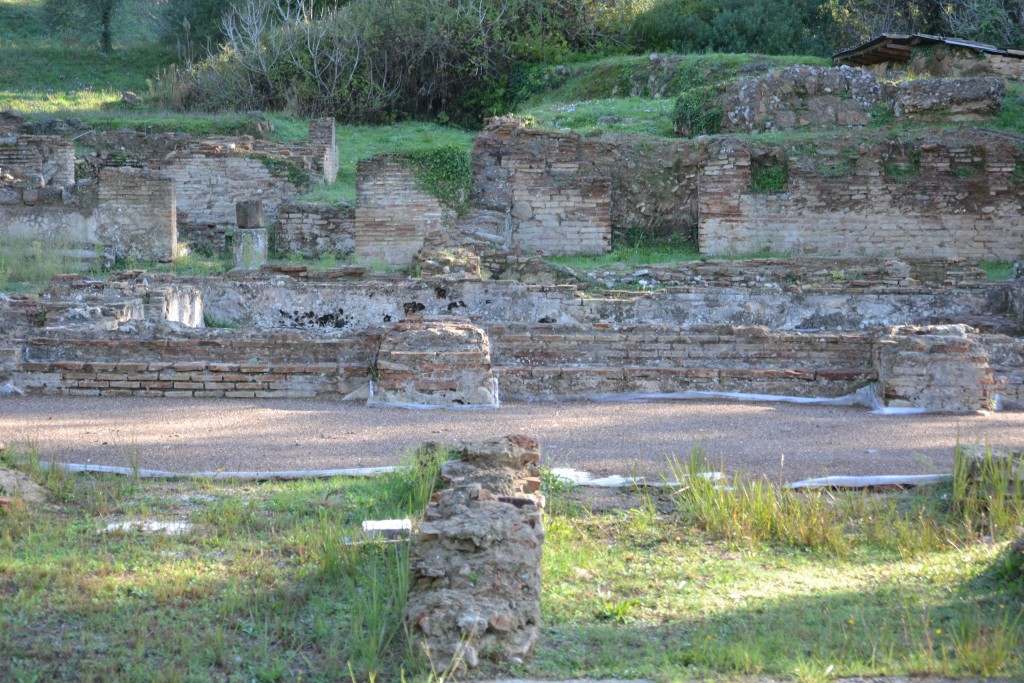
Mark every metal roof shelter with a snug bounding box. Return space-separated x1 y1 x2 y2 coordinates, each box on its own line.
833 33 1024 66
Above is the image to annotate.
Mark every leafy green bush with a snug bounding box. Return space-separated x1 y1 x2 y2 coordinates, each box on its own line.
672 85 723 136
631 0 829 55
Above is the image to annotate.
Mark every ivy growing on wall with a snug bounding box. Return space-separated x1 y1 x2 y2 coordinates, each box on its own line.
399 145 472 216
252 155 310 188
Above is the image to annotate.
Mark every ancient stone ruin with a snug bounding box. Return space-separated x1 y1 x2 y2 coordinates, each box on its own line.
406 435 543 672
714 65 1004 134
2 68 1024 416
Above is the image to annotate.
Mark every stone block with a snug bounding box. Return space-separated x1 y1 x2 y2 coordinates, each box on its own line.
236 199 264 229
233 228 268 270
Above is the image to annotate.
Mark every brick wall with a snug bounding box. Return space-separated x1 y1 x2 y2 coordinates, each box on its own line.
16 332 377 398
79 123 338 231
307 118 339 185
353 156 452 266
488 323 875 399
162 154 298 229
698 134 1024 260
8 314 1024 406
0 170 176 261
276 202 355 257
0 135 74 186
468 118 612 256
97 167 176 261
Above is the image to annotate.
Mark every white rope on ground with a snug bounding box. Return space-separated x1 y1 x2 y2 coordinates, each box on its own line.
36 461 398 480
33 462 954 490
789 474 953 489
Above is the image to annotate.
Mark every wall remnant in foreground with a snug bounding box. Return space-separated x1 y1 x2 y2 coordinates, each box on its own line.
406 435 543 672
96 167 177 261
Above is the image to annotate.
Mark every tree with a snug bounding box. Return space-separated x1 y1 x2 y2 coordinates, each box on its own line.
939 0 1024 48
44 0 124 52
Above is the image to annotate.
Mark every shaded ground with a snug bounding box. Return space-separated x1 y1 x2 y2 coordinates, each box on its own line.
2 396 1023 482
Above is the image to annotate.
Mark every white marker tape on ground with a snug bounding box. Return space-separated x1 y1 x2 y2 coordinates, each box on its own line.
38 462 398 480
548 467 723 488
789 474 953 490
588 384 876 408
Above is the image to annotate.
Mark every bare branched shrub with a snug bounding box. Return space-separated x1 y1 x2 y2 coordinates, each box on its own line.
157 0 641 122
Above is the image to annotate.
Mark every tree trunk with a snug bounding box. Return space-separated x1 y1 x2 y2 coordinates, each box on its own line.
100 0 113 52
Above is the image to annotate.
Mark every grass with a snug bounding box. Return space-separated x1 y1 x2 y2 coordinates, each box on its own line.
2 441 1023 681
518 97 676 137
548 231 699 270
0 442 451 682
0 237 104 293
980 261 1014 281
992 83 1024 136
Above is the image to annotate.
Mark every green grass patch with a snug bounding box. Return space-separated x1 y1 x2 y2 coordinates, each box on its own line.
0 44 175 114
952 166 980 179
0 441 451 681
0 237 103 293
885 156 922 181
2 441 1022 680
548 231 699 270
672 84 723 137
992 84 1024 136
517 97 676 138
310 122 475 205
515 53 828 108
751 164 788 193
516 53 827 138
979 261 1014 281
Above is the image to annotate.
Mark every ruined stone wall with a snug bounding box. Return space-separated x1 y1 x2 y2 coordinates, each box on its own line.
985 54 1024 81
893 46 1024 83
160 153 298 229
717 66 1003 133
489 323 875 398
608 137 701 240
698 134 1024 260
0 170 176 261
875 325 995 413
469 118 612 255
194 276 1004 334
983 334 1024 408
276 202 355 257
0 135 75 187
77 121 338 232
0 180 98 243
720 65 887 134
307 117 339 185
353 156 452 266
96 168 176 261
15 332 376 398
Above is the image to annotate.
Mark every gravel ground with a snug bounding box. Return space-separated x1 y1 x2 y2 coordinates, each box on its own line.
3 396 1024 482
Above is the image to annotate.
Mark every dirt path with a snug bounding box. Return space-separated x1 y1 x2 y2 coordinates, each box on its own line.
2 396 1023 482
